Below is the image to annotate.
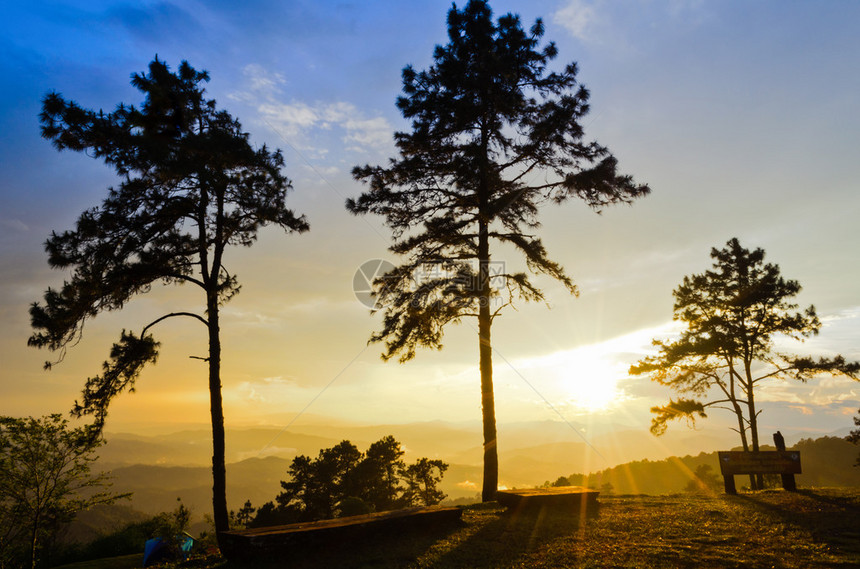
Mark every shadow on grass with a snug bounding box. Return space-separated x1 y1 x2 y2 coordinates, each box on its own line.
429 502 600 569
732 489 860 558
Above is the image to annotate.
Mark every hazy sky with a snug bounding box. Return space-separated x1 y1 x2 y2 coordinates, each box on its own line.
1 0 858 451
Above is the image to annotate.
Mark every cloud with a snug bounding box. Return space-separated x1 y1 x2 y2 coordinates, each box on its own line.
757 374 859 407
552 0 711 49
245 387 264 403
344 116 393 150
261 376 296 385
220 306 279 327
243 63 286 95
232 64 394 154
553 0 599 42
258 101 319 135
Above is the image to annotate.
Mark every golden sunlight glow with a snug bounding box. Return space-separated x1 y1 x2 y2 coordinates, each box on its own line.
511 345 630 412
549 350 624 411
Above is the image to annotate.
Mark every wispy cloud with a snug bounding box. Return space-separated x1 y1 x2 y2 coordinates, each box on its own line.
552 0 711 49
231 64 393 155
553 0 599 43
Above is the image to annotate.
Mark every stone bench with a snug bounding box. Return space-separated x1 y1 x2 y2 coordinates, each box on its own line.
496 486 600 513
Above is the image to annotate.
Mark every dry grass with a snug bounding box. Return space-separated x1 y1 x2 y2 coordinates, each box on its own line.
66 488 860 569
401 488 860 568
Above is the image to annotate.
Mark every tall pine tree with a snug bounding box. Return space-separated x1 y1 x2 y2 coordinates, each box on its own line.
30 58 308 535
348 0 649 500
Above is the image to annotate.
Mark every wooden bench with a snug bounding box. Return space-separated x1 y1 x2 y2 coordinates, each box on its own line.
218 506 462 562
717 451 801 494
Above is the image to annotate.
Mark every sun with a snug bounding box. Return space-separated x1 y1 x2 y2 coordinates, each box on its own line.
555 351 624 411
515 347 625 412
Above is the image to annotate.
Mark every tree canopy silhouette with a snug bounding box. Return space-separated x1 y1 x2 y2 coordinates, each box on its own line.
30 58 308 536
348 0 649 500
255 436 447 525
631 238 858 488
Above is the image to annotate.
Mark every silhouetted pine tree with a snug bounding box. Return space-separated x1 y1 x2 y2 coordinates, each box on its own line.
30 58 308 536
631 238 859 488
348 0 649 500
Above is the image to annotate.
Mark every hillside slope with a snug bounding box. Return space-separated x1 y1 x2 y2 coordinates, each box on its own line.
559 437 860 494
97 435 860 521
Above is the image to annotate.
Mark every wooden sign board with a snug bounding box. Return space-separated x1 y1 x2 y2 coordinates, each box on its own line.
717 450 801 494
717 451 801 476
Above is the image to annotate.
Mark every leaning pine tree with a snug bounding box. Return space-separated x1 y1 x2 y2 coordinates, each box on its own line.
30 58 308 536
348 0 649 501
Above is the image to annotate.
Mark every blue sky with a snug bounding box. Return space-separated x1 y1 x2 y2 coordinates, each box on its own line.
1 1 858 455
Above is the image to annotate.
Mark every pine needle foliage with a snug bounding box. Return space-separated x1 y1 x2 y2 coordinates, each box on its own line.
30 58 308 535
631 238 859 481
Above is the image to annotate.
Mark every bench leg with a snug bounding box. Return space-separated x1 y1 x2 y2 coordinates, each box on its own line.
723 474 736 495
781 474 796 492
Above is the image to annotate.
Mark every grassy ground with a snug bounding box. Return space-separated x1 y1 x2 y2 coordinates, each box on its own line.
58 488 860 569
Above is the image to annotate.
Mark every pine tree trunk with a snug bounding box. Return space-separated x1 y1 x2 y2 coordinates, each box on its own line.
477 114 498 502
730 400 756 489
748 396 762 490
477 168 497 501
727 362 756 489
728 362 749 452
745 362 762 490
29 515 38 569
479 294 498 502
208 300 230 538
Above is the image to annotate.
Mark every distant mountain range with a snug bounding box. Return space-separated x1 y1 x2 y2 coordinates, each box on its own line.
72 427 860 541
96 420 737 511
100 419 746 470
90 420 859 521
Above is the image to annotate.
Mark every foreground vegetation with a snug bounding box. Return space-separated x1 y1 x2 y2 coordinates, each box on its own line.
57 488 860 569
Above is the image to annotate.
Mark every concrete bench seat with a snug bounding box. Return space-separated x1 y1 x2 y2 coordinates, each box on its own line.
219 506 462 561
496 486 600 511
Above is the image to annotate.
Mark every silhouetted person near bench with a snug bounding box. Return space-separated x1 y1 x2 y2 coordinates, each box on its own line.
773 430 786 451
773 431 796 491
